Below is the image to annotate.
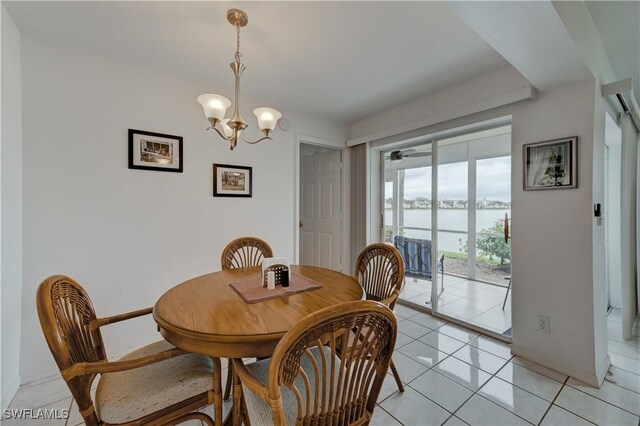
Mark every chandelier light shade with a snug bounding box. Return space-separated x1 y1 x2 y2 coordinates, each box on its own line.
253 107 283 133
197 94 231 122
197 9 283 150
220 119 234 138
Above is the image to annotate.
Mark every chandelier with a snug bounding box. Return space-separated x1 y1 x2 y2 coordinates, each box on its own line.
197 9 282 150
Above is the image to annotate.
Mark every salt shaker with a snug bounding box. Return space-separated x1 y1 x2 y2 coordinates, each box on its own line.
267 271 276 290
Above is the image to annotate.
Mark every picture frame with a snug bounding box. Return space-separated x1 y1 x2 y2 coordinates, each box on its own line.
128 129 183 173
213 163 252 197
523 136 577 190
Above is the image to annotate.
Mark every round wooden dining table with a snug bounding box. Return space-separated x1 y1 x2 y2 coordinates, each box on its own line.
153 265 363 425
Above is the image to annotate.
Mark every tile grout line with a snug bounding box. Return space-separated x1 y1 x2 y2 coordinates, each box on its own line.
380 326 466 424
564 379 640 418
405 337 476 425
394 306 639 425
447 352 543 426
389 321 638 426
64 398 73 426
377 404 407 426
405 336 512 425
406 326 575 426
19 374 62 389
536 377 599 426
535 375 569 425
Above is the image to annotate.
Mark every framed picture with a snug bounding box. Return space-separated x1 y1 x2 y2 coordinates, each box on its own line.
213 163 252 197
129 129 183 172
523 136 577 190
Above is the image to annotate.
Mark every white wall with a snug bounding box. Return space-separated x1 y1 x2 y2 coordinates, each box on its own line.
352 76 608 386
19 36 348 382
1 5 24 409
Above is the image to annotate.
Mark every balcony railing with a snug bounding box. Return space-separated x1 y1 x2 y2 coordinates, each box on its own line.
385 225 510 285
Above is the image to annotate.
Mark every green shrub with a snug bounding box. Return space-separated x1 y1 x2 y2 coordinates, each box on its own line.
459 220 511 266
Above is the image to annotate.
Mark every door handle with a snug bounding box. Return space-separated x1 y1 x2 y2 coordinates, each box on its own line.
299 221 303 228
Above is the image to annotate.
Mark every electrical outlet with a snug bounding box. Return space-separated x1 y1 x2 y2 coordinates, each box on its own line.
537 315 550 333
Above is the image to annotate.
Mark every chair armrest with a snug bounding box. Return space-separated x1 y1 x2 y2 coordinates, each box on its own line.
89 307 153 331
231 359 269 400
381 290 399 307
61 347 185 380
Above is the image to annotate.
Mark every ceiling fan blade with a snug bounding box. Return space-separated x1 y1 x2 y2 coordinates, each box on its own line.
405 152 432 157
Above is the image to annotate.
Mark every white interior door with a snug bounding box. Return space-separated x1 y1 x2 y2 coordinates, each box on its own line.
300 149 342 271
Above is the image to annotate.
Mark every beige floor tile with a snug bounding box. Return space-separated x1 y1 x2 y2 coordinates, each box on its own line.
456 394 529 426
540 405 595 426
409 370 473 412
380 387 451 426
555 386 639 426
567 377 640 416
370 406 403 425
9 378 71 412
388 351 431 384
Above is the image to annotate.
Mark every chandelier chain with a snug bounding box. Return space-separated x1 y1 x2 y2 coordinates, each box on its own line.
235 24 242 63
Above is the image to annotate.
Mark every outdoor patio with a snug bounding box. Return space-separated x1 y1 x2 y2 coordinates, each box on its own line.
399 274 512 337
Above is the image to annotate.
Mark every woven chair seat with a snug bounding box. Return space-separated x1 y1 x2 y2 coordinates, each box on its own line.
96 340 213 424
242 346 344 425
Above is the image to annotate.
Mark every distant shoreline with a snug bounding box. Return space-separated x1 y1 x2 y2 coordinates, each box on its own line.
384 207 511 210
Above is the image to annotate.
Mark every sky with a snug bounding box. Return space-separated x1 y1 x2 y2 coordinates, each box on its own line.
389 156 511 202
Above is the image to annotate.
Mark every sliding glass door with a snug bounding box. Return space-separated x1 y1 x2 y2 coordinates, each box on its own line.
433 127 512 338
382 125 512 339
383 143 433 305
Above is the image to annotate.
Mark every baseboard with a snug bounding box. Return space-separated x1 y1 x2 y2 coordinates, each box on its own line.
595 354 612 386
1 373 21 410
20 367 60 386
21 344 146 386
511 344 606 387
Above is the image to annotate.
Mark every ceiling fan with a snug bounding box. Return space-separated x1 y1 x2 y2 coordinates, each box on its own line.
386 149 432 163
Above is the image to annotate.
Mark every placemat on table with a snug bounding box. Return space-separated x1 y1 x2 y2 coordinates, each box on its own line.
229 273 322 304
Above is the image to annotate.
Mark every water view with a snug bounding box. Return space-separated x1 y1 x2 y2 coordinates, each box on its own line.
384 208 510 253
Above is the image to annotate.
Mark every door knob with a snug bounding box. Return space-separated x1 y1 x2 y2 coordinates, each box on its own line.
299 221 303 228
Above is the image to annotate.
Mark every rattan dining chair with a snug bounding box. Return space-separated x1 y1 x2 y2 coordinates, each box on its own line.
231 300 397 426
221 236 274 270
355 243 406 392
37 275 219 426
220 236 274 401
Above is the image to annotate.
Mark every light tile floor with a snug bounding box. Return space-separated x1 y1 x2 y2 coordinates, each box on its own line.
4 307 639 426
399 274 512 336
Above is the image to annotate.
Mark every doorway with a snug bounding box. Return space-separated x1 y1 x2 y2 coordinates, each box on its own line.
381 125 512 339
604 112 623 320
298 143 345 272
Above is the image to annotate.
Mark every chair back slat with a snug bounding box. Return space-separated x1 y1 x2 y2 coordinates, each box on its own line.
266 301 396 426
37 276 104 426
355 243 404 308
221 237 273 270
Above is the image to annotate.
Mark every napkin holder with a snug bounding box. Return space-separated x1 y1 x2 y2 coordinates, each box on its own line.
261 257 291 288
